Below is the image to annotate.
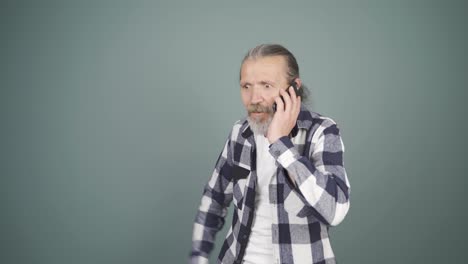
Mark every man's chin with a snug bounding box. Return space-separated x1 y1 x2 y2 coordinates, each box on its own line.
247 115 272 135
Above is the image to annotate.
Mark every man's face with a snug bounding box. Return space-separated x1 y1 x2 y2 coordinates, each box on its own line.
239 55 290 133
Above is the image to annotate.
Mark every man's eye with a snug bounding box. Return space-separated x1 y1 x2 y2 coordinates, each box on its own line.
265 84 271 88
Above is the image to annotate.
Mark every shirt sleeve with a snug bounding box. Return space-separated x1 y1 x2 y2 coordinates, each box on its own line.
189 133 234 264
268 120 351 226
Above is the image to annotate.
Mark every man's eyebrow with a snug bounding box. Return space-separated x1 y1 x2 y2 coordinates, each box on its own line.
259 80 274 85
240 80 275 86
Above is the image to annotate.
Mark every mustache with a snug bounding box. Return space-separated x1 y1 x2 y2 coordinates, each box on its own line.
247 103 273 114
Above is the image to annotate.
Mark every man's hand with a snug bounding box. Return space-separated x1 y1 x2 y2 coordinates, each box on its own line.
266 86 301 144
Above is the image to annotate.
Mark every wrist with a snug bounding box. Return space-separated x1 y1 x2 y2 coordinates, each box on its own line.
267 133 283 144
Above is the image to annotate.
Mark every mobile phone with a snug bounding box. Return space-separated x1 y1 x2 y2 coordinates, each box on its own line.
272 81 300 112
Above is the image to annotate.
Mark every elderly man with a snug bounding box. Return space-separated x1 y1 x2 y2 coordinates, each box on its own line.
189 44 351 264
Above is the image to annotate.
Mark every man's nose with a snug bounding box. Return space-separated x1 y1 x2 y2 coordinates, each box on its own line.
250 86 263 104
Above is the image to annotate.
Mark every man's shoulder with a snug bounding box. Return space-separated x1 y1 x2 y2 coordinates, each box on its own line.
298 106 340 131
233 117 248 127
227 118 248 139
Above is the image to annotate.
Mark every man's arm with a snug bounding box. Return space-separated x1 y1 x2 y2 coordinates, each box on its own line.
189 134 234 264
269 120 351 226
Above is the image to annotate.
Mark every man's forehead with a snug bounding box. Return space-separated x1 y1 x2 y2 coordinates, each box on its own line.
240 56 288 83
242 55 287 68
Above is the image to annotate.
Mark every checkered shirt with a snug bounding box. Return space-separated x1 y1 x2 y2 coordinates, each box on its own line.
189 105 351 264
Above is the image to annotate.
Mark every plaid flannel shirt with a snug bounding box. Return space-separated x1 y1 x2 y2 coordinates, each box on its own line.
190 105 351 264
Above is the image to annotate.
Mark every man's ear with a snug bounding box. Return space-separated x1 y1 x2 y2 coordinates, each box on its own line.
293 78 302 89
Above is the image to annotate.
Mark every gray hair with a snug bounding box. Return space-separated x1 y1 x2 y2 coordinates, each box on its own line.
240 44 310 103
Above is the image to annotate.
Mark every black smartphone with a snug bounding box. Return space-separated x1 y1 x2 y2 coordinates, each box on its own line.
272 81 300 112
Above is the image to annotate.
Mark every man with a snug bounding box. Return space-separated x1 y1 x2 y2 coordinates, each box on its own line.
189 44 351 264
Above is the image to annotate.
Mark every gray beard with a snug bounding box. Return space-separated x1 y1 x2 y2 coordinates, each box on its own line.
247 115 273 135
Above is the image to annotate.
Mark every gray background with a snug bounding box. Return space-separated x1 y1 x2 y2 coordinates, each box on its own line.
2 1 467 263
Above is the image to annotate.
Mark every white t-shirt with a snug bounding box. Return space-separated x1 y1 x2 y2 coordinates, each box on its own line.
242 133 277 264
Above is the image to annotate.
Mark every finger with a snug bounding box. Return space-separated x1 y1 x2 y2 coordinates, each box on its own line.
295 95 302 116
289 85 298 98
289 86 298 113
286 86 297 118
280 88 292 113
